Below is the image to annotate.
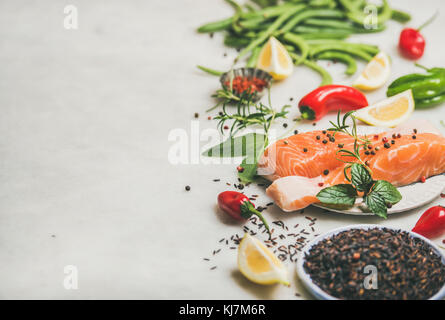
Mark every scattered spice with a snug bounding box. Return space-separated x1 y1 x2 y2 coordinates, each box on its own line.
224 75 267 95
194 112 199 118
323 169 329 175
303 148 308 153
185 185 191 191
294 130 299 135
283 123 288 128
412 135 417 139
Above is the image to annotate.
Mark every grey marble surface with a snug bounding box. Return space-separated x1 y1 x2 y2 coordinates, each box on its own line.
0 0 444 299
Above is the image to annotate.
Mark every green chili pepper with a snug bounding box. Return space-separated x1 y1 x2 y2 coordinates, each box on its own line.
415 93 445 109
387 65 445 109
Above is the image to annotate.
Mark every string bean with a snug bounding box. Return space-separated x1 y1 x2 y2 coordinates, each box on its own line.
316 51 357 75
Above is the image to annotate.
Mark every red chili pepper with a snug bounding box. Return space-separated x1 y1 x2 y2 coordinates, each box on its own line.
217 191 270 234
298 85 368 121
412 205 445 239
399 12 438 60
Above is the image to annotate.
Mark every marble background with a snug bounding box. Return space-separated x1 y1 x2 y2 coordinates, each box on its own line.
0 0 444 299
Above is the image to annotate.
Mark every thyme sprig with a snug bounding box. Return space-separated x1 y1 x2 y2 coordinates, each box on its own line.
328 111 372 178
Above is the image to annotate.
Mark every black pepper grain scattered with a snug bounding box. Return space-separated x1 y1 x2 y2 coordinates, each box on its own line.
384 142 390 148
185 185 191 191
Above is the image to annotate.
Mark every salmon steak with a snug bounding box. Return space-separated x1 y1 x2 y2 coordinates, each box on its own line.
258 122 445 212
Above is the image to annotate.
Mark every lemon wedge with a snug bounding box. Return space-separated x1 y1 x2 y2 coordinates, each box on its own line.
353 52 391 91
354 89 414 127
257 37 293 80
237 233 289 285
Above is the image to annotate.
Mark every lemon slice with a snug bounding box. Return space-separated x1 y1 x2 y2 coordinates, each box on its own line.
257 37 293 80
353 52 391 91
237 233 289 285
354 89 414 127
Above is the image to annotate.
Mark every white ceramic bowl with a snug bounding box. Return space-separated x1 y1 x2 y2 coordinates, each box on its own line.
296 224 445 300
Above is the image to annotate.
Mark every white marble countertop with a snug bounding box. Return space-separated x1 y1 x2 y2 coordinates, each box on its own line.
0 0 444 299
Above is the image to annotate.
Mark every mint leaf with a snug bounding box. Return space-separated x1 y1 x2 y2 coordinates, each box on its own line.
316 184 357 206
364 191 388 219
350 163 373 192
372 180 402 205
238 157 258 183
202 133 266 158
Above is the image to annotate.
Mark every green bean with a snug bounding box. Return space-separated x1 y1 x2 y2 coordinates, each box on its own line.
288 52 332 86
316 51 357 75
224 34 251 48
236 5 305 61
309 44 373 61
242 2 297 19
247 47 261 68
197 17 234 33
239 17 269 29
303 18 354 30
226 0 243 33
306 40 379 53
279 9 345 34
340 0 392 27
281 33 309 65
307 40 379 55
391 9 411 23
197 1 296 33
197 65 224 76
300 32 350 40
293 25 351 37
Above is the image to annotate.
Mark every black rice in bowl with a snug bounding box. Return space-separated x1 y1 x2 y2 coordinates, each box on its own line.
303 228 445 300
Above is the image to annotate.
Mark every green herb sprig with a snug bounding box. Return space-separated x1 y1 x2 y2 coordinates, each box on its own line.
317 111 402 218
203 89 289 183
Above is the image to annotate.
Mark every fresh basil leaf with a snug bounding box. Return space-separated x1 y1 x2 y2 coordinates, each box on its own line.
316 184 357 206
202 133 266 158
364 191 387 219
350 163 373 192
238 157 258 183
372 180 402 205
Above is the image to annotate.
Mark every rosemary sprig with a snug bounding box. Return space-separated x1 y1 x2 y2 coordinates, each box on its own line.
214 89 290 139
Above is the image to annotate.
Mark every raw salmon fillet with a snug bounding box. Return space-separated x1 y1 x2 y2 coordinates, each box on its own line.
259 123 445 212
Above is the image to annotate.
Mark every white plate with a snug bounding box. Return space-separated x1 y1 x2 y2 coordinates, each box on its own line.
313 174 445 215
296 224 445 300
